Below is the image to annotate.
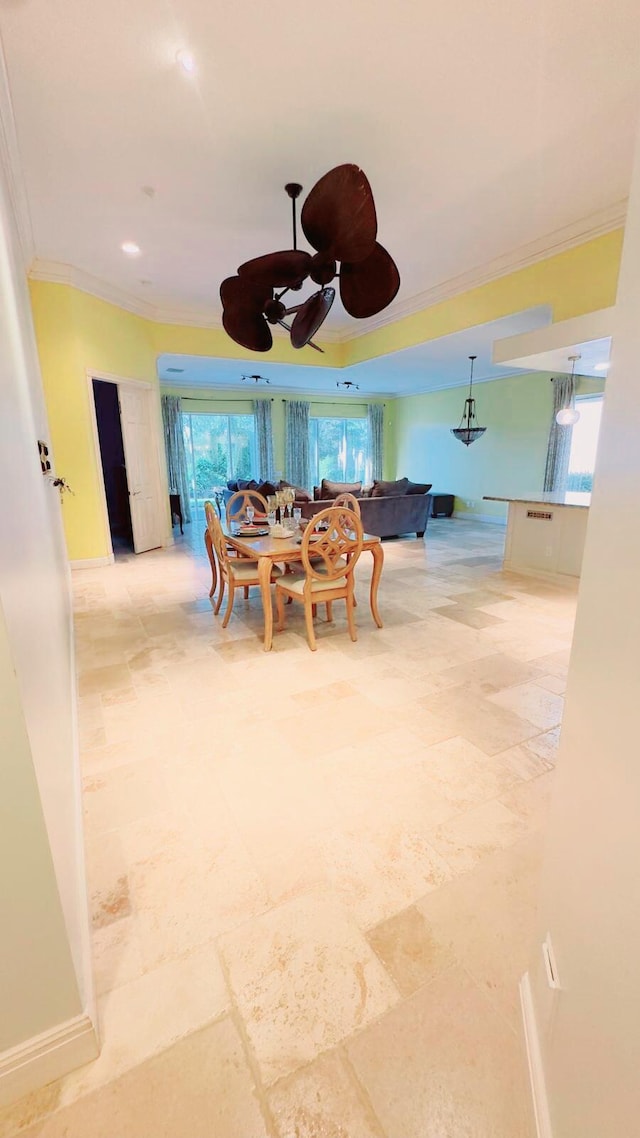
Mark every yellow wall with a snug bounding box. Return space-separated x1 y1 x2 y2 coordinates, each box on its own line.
29 282 158 561
29 228 622 562
344 229 623 366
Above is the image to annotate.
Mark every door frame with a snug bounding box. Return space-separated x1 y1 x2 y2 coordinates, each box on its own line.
86 370 171 560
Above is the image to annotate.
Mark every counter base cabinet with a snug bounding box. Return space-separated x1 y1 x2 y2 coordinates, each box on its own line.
504 501 589 580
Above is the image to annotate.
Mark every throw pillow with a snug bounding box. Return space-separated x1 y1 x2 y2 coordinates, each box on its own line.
257 480 277 499
405 480 433 495
278 479 312 503
320 479 362 500
370 477 410 497
226 479 239 492
237 478 259 491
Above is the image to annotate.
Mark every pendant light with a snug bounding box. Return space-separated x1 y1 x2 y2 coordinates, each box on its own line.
451 355 486 446
555 355 581 426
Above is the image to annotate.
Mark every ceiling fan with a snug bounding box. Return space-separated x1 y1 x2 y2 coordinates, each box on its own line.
220 164 400 354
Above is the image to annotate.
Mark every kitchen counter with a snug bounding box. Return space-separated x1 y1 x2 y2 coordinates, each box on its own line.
484 491 590 509
484 493 590 580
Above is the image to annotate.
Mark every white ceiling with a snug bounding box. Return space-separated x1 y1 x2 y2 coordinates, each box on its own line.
2 0 639 334
496 335 611 378
158 306 551 396
493 307 614 376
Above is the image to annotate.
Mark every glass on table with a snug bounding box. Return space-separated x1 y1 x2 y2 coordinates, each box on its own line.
293 507 302 526
268 509 277 528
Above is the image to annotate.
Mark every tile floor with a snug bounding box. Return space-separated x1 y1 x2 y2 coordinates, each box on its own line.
1 517 578 1138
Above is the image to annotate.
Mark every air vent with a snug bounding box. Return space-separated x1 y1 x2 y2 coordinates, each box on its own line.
527 510 553 521
166 367 185 373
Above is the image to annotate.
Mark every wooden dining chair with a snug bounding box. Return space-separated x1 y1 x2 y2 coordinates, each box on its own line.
331 492 361 604
333 491 362 516
204 499 259 600
275 506 363 651
225 489 269 526
204 501 282 627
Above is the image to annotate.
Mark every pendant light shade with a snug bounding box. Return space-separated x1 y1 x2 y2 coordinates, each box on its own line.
451 355 486 446
556 407 580 426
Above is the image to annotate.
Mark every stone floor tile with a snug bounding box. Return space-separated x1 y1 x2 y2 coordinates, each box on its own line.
347 967 535 1138
13 1020 268 1138
267 1050 384 1138
416 834 544 1029
218 893 399 1085
5 518 573 1137
430 799 529 875
366 905 456 996
488 680 565 730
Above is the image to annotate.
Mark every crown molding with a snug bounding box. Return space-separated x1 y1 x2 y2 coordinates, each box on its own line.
28 198 626 344
28 258 348 342
29 259 161 319
391 368 525 399
0 38 36 268
343 199 627 341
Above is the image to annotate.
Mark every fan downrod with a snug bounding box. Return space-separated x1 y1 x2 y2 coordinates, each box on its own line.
285 183 303 250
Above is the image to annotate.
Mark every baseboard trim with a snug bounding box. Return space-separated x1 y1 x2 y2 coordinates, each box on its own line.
452 511 507 526
520 973 553 1138
503 561 580 586
69 554 115 569
0 1013 99 1108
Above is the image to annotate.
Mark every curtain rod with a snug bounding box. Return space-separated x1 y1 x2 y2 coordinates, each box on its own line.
177 395 384 407
281 398 385 407
180 396 274 403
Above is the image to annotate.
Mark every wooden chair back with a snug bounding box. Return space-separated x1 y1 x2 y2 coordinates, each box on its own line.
300 506 363 581
205 500 231 578
226 489 268 525
333 491 361 517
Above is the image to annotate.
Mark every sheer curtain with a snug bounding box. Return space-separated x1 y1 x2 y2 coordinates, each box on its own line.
161 394 192 523
254 398 274 478
285 400 310 488
367 403 384 482
544 375 576 492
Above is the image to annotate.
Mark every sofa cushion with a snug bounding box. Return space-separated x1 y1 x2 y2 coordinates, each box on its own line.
405 480 433 495
320 479 362 500
279 479 312 503
371 477 409 498
257 480 278 499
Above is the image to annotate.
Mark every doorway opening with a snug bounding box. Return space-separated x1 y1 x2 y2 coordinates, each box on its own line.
92 379 134 554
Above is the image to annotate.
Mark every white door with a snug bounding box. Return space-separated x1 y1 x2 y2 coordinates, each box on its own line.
119 386 164 553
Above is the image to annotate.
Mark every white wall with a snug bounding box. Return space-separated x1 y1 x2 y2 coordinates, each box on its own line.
0 602 80 1048
0 37 96 1091
525 114 640 1132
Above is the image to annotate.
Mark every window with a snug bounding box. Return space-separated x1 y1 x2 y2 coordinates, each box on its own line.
182 413 257 508
566 396 603 493
309 417 370 487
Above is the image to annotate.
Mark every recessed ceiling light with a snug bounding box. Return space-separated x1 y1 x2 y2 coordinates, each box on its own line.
176 49 195 74
121 241 141 256
594 361 610 371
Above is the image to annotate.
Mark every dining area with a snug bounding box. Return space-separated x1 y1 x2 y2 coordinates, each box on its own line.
203 488 385 651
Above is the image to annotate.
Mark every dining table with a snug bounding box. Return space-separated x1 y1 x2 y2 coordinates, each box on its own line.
209 524 384 651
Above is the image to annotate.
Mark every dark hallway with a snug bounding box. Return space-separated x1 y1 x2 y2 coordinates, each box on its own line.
92 379 133 553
